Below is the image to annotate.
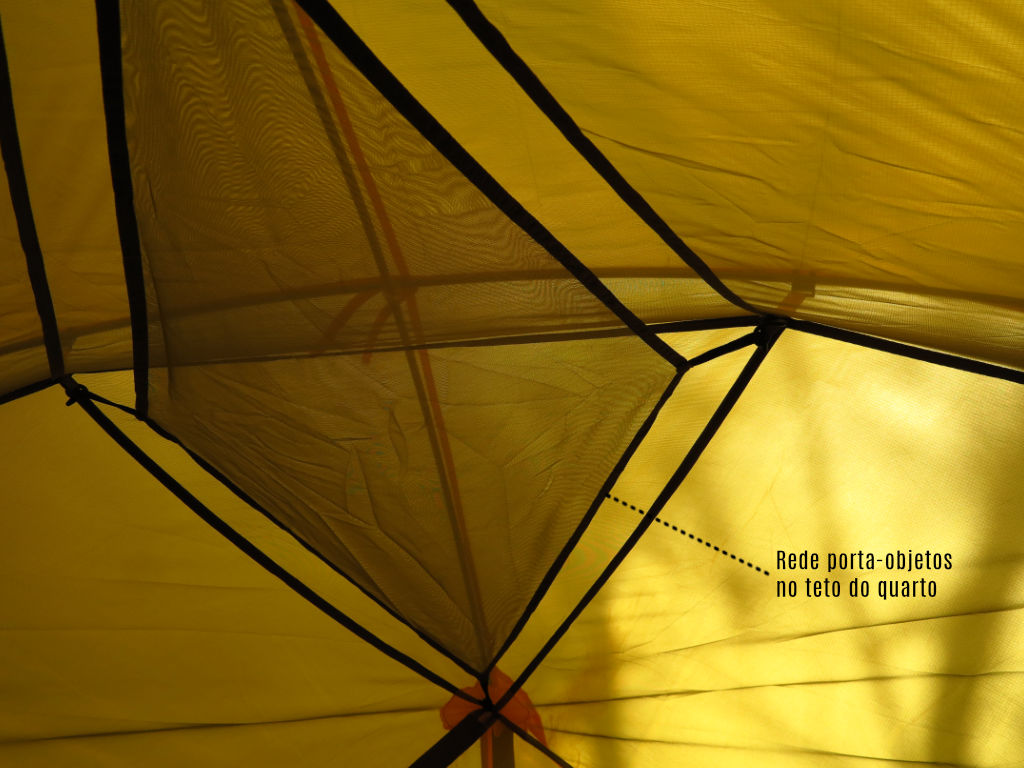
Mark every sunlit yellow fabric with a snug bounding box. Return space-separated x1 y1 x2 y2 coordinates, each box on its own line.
464 0 1024 368
501 332 1024 766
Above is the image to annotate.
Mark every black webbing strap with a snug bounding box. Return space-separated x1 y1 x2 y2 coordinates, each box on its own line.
790 319 1024 385
95 0 150 416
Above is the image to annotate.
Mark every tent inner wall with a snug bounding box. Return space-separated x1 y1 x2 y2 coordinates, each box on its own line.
1 0 1023 766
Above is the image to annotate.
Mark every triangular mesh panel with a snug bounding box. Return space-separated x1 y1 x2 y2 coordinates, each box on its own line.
119 0 678 667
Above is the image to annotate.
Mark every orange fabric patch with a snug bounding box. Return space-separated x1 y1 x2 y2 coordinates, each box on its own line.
440 668 547 746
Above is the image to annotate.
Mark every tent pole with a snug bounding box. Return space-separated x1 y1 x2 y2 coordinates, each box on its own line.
490 727 514 768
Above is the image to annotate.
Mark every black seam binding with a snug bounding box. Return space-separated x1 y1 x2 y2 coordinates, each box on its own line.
95 0 150 417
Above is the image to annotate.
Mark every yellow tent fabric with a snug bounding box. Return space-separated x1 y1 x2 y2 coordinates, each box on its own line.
1 1 1022 767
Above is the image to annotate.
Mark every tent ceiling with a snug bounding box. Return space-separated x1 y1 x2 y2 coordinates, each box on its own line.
0 1 1021 766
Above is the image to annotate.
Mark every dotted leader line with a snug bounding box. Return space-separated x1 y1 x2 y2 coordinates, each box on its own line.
607 494 770 576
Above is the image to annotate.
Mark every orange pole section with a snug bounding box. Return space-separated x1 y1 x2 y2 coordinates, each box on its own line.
293 4 492 662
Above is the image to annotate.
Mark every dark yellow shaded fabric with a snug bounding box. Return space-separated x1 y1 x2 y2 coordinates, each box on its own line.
2 713 448 768
0 346 50 397
470 0 1024 369
1 3 132 377
0 140 49 395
